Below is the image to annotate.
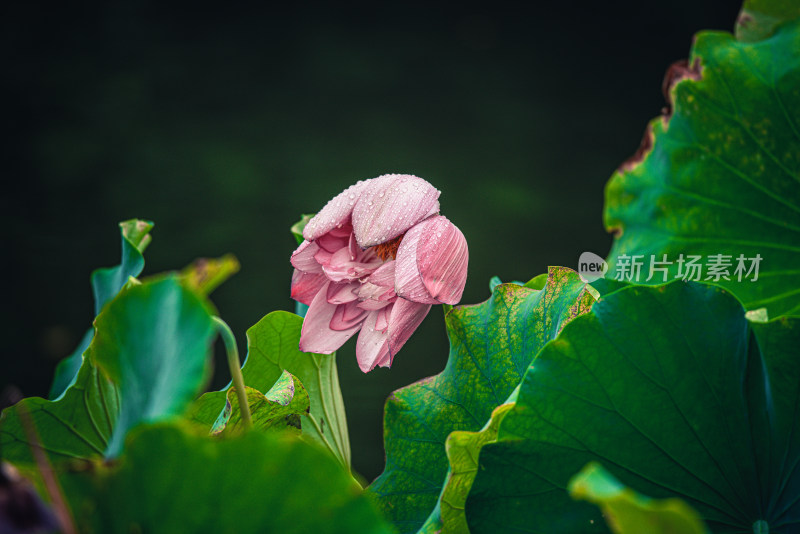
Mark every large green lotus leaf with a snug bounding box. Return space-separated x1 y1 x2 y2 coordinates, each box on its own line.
465 282 800 533
49 219 153 399
367 267 596 533
90 276 217 457
207 372 310 436
418 390 518 533
63 422 393 534
0 358 119 472
604 17 800 317
189 311 351 468
1 276 216 466
569 462 709 534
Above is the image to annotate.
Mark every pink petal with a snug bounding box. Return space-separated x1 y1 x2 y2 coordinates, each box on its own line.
303 181 370 242
394 221 440 304
357 261 397 309
351 174 441 248
299 282 362 354
395 216 468 305
367 260 396 287
291 270 327 305
327 282 359 305
375 306 390 331
320 247 356 278
356 298 392 311
356 307 392 372
291 240 323 274
415 216 469 305
317 229 351 253
386 299 432 365
329 301 368 331
321 247 382 282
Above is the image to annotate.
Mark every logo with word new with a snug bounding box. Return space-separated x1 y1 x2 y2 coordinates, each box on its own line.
578 252 608 283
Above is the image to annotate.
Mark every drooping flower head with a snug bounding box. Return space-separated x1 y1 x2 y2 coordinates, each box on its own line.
290 174 468 372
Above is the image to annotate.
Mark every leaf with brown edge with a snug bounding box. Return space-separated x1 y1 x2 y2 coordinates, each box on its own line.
604 13 800 317
367 266 596 533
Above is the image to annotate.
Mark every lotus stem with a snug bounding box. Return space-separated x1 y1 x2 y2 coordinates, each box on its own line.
212 316 252 430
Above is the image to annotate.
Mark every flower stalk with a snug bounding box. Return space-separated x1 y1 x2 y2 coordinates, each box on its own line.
212 316 252 430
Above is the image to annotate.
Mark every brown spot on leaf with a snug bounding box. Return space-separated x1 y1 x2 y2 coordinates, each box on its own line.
618 123 655 173
661 58 701 118
285 415 302 430
736 12 754 31
618 57 702 174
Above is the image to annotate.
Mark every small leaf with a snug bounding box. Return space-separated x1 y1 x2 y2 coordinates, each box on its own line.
49 219 153 399
207 371 310 436
180 254 240 296
291 213 315 245
91 219 153 316
189 311 351 468
569 462 709 534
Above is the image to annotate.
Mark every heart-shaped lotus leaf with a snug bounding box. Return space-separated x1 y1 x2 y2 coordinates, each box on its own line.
418 390 518 533
604 15 800 317
205 371 309 436
61 422 393 534
188 311 351 468
569 462 709 534
49 219 153 399
0 276 216 469
465 281 800 533
367 266 596 533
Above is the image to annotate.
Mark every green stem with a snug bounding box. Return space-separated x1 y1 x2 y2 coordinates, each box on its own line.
212 316 251 430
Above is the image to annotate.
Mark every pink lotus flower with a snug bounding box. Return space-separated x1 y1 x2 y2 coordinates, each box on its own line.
291 174 469 372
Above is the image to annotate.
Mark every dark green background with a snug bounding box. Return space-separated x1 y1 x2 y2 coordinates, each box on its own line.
4 2 740 481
